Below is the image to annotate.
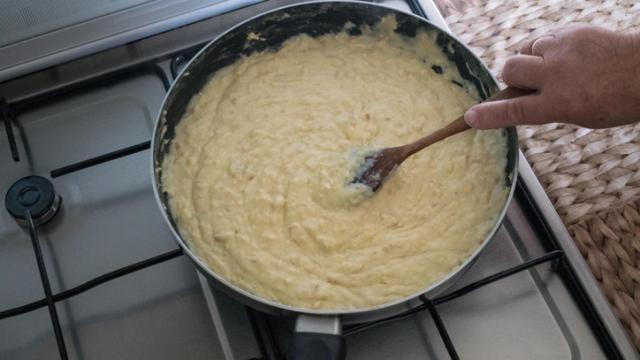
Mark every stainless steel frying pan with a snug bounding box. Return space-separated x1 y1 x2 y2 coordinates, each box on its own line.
151 2 518 359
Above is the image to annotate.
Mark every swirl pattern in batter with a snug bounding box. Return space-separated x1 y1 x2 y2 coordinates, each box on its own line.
162 17 509 310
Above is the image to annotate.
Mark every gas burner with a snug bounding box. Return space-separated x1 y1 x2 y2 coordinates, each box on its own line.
5 176 61 226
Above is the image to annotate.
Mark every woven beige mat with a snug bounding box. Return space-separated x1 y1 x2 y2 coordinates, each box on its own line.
571 201 640 348
438 0 640 350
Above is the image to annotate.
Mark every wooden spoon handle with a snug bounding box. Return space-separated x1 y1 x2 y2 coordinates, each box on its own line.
402 87 535 157
485 86 535 101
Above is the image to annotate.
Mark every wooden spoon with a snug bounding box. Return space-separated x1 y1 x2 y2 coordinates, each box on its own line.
351 87 534 192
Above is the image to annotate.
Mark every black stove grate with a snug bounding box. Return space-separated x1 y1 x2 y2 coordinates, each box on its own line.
0 4 625 359
0 63 176 360
341 250 565 359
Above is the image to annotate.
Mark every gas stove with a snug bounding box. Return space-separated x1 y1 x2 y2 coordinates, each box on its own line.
0 1 637 359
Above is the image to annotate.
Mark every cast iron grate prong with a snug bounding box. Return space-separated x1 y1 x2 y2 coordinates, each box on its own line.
50 141 151 178
425 299 459 360
170 50 199 79
25 209 69 360
1 98 19 162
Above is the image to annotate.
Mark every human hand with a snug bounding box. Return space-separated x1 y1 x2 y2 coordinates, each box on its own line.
464 24 640 129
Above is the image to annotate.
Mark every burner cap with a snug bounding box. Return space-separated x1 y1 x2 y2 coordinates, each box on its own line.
5 176 61 226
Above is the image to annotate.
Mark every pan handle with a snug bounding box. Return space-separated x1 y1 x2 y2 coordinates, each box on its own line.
287 315 345 360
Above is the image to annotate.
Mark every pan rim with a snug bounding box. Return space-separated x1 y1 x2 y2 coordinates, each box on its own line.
150 0 519 316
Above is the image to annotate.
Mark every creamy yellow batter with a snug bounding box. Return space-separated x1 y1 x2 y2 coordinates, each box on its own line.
162 17 509 310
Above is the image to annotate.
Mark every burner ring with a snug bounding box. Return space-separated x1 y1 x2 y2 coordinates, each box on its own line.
5 176 61 226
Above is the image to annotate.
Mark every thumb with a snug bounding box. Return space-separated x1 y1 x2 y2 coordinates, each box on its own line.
464 96 543 129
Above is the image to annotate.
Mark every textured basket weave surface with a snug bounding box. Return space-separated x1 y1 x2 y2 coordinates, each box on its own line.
570 202 640 349
436 0 640 350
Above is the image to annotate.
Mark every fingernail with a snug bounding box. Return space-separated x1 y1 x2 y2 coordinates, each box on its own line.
464 108 478 128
